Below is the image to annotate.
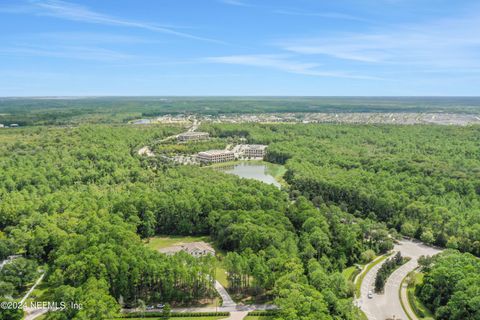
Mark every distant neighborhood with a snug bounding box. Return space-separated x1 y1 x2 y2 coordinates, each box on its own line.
0 123 19 128
177 131 209 142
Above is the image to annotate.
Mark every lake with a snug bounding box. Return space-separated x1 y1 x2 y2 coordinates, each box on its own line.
218 162 282 188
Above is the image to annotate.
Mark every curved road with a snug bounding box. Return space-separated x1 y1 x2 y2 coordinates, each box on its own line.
358 239 442 320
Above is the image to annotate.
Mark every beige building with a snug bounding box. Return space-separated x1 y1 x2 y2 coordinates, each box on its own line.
197 150 235 163
243 144 267 158
158 242 215 257
177 132 209 142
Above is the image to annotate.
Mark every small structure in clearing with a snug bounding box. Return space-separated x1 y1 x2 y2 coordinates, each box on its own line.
158 241 215 257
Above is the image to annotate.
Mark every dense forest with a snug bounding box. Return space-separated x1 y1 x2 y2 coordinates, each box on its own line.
203 122 480 319
1 119 479 319
204 123 480 256
0 124 394 319
417 250 480 320
1 96 480 126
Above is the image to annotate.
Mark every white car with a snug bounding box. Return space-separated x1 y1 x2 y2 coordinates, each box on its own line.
368 291 373 299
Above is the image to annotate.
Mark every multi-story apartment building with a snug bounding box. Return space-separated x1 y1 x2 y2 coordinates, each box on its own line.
197 150 235 163
177 132 209 142
243 144 267 158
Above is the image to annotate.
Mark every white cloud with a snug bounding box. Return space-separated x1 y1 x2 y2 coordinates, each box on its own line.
204 54 379 79
273 9 369 22
219 0 249 6
22 0 222 43
277 12 480 69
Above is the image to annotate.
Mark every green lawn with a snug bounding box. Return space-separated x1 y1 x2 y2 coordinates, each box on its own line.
215 264 229 289
358 310 368 320
244 317 275 320
145 235 211 251
24 282 50 305
342 266 360 282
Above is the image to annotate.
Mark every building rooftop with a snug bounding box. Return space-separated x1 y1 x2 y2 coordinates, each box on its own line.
179 131 209 136
198 149 234 156
158 241 215 255
245 144 267 150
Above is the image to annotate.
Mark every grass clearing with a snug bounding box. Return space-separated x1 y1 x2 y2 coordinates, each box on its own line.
24 282 50 304
358 309 368 320
215 264 229 289
342 266 360 282
145 235 211 251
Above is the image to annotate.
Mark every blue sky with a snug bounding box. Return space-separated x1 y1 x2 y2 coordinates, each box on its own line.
1 0 479 96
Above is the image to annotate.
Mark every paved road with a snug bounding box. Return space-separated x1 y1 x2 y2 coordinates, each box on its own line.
124 304 276 313
359 239 442 320
400 274 417 320
123 277 275 317
139 119 201 158
215 280 236 307
227 311 248 319
24 308 48 320
21 273 46 320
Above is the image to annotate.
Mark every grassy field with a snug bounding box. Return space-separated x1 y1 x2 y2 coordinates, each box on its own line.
244 316 275 320
24 282 49 305
145 235 211 251
358 310 369 320
215 265 229 289
342 266 360 282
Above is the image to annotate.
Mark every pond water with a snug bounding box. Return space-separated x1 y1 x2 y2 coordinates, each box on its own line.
218 162 281 188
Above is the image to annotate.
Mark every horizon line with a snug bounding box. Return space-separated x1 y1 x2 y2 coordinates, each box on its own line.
1 95 480 98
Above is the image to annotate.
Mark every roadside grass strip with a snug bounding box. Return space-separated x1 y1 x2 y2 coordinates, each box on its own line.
354 253 391 297
406 272 435 320
399 274 414 320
